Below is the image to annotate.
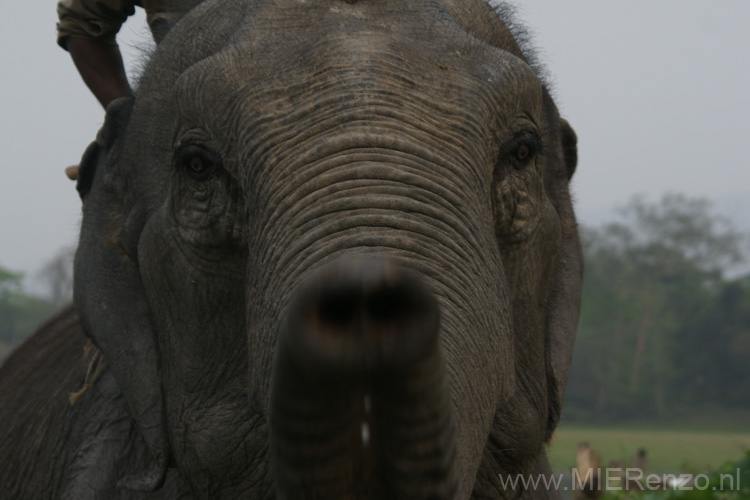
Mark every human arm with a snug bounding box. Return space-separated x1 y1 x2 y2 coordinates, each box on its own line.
56 0 137 107
67 37 133 108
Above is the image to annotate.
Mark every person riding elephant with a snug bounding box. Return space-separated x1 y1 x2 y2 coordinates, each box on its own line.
57 0 171 180
57 0 173 107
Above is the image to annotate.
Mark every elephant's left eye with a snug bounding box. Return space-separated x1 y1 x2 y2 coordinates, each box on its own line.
510 133 542 169
176 145 222 181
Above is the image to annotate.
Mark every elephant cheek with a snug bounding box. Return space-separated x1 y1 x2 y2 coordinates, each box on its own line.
137 212 257 479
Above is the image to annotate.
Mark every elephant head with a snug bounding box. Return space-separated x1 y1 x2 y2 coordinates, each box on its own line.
73 0 581 498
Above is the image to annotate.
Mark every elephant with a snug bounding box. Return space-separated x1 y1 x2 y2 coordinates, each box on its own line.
0 0 582 498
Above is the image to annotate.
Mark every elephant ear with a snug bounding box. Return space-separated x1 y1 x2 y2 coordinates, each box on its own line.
560 119 578 180
75 98 133 201
544 118 581 440
73 97 170 492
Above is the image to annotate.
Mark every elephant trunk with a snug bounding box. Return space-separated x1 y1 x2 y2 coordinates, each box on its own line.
269 257 458 499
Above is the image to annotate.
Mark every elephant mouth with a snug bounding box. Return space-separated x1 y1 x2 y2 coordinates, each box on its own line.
269 256 458 499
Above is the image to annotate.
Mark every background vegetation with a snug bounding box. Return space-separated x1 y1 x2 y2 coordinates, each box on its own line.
600 452 750 500
549 426 750 474
0 247 72 360
566 193 750 424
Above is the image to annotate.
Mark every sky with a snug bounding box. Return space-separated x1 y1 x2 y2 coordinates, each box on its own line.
1 1 749 278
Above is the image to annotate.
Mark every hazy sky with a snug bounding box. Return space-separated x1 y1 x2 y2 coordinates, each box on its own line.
1 1 749 277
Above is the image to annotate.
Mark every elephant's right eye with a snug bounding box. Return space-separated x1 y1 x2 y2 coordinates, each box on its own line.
176 145 222 181
509 132 541 170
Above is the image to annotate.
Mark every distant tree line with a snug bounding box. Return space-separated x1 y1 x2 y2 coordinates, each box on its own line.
0 247 73 360
565 194 750 422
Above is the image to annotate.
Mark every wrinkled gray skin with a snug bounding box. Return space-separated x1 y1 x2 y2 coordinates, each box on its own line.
0 0 582 498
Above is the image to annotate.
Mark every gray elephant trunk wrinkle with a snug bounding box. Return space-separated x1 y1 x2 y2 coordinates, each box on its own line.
270 257 458 500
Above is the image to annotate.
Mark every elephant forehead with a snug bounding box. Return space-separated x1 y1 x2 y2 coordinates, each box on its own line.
167 36 542 186
169 0 542 133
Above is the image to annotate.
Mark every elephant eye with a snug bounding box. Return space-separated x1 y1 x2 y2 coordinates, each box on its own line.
510 132 541 169
176 144 222 181
516 144 531 161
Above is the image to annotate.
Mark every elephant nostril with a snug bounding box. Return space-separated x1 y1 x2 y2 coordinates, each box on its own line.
366 286 413 325
315 289 358 328
313 282 425 333
281 258 441 375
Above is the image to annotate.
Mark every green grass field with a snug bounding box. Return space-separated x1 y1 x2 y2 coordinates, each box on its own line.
548 426 750 474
